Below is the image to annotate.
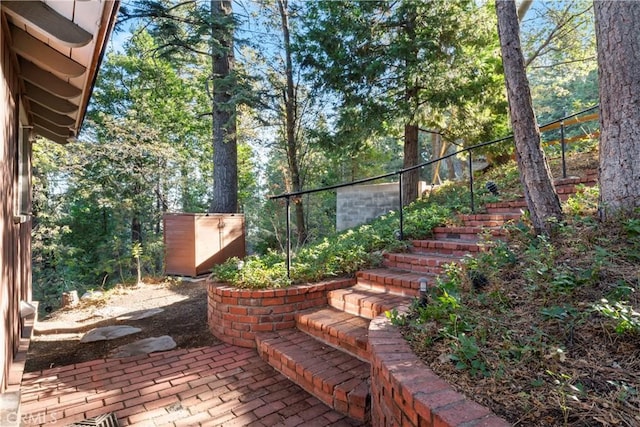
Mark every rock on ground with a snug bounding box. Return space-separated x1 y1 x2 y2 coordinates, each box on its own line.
110 335 177 358
80 325 142 343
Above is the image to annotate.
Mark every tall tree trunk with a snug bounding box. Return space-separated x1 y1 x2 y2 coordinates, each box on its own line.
402 9 420 206
431 132 441 185
131 214 142 278
155 176 161 234
496 0 562 235
594 1 640 219
209 0 238 213
131 216 142 244
403 123 420 205
278 0 307 244
446 142 456 180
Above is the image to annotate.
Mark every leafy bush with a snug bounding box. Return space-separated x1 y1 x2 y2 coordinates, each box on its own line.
592 299 640 335
210 200 452 288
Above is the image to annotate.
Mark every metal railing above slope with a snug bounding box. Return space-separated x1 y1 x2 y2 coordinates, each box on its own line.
270 105 600 277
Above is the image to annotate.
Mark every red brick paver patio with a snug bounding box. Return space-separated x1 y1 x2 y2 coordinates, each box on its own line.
20 344 366 427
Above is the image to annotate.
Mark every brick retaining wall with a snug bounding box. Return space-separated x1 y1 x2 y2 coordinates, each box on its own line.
207 278 356 348
208 280 511 426
368 310 510 427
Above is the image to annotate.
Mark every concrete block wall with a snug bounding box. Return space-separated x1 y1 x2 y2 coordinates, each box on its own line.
337 182 430 231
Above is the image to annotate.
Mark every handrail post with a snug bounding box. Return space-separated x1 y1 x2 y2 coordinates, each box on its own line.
468 153 475 213
560 119 567 178
285 196 291 278
398 173 404 240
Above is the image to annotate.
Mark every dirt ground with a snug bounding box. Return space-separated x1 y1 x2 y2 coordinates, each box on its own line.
25 279 220 373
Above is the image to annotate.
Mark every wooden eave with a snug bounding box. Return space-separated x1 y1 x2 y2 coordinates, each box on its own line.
1 0 120 144
19 59 83 99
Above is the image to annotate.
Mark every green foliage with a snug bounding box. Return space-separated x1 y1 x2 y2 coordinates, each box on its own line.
565 185 599 216
464 238 517 286
31 27 257 306
522 1 598 122
409 265 465 329
211 254 291 289
402 204 452 239
385 308 406 327
545 369 584 425
540 305 577 321
523 235 557 285
606 281 636 301
623 218 640 237
449 334 489 377
592 299 640 335
424 181 472 214
407 264 490 377
297 0 508 152
213 200 451 288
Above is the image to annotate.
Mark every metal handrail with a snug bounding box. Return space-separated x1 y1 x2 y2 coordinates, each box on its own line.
270 105 600 277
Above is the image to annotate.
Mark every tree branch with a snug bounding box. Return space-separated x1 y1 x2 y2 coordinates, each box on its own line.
517 0 533 22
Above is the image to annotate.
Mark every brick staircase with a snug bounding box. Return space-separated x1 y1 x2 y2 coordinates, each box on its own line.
254 171 597 424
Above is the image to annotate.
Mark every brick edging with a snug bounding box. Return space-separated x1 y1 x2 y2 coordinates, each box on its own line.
368 307 510 427
207 278 356 348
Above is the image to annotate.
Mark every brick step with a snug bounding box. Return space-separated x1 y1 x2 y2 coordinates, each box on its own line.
329 282 415 317
411 238 482 256
555 180 597 190
484 199 527 214
256 329 371 422
356 268 436 300
484 177 597 214
554 172 597 186
457 219 514 227
556 183 594 194
484 200 527 211
432 226 507 241
296 307 370 361
383 252 461 275
457 212 522 227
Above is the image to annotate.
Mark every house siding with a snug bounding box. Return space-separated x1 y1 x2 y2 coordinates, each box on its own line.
1 26 32 392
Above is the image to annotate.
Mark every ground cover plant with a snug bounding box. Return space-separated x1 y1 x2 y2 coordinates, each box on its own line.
391 151 640 426
396 207 640 426
211 201 453 288
208 140 564 290
209 148 597 291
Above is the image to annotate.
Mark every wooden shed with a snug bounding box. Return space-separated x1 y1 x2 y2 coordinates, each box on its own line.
163 213 245 277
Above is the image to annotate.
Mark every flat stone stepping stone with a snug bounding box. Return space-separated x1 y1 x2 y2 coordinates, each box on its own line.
80 325 141 343
110 336 177 358
116 308 164 321
93 306 129 318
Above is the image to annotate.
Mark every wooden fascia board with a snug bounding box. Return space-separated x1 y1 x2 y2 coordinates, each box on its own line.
1 1 92 48
19 59 82 99
9 25 86 77
72 0 120 135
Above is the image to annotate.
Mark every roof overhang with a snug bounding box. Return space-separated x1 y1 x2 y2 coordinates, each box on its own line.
1 0 120 144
